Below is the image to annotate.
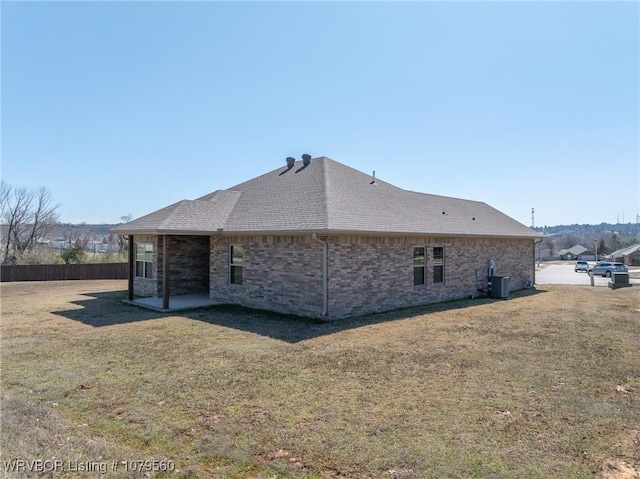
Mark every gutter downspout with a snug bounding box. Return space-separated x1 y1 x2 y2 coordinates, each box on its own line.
533 237 543 285
312 233 328 317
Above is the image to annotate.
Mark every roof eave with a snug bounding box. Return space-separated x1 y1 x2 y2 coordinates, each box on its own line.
108 228 219 236
110 227 541 240
209 228 542 239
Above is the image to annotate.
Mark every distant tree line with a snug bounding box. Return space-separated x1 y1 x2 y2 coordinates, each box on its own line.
534 222 639 257
0 181 129 265
0 182 60 265
534 222 640 238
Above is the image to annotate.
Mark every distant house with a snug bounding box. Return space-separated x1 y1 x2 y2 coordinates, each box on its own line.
559 245 596 261
111 157 540 319
609 244 640 266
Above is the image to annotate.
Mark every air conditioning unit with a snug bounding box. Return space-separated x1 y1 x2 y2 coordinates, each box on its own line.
490 276 510 299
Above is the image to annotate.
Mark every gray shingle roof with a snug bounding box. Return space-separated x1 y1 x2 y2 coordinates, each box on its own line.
112 157 539 238
610 244 640 257
566 245 590 256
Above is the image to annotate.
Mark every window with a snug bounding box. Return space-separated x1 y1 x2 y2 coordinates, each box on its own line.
433 246 444 283
135 243 153 279
230 245 244 285
413 247 425 286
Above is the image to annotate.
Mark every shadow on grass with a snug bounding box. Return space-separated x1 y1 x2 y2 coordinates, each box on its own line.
52 290 166 326
53 287 546 343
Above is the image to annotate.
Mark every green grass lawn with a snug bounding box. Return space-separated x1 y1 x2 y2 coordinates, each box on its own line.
1 280 639 478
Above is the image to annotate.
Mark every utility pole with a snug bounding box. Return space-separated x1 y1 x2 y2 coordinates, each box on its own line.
531 208 535 228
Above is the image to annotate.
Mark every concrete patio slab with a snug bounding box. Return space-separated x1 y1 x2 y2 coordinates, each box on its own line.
126 294 216 312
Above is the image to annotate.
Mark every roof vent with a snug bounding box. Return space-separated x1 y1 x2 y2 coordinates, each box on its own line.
286 157 295 168
302 153 312 166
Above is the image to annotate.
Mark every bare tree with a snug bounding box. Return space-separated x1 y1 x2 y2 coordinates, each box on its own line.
61 223 94 250
0 182 10 212
106 232 121 253
1 184 32 263
608 233 622 252
561 234 580 249
0 182 59 264
539 236 556 259
116 214 133 253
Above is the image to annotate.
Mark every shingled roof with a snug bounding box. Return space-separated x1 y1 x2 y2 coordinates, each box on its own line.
112 157 539 238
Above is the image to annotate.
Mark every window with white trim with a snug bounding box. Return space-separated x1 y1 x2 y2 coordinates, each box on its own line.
230 245 244 285
413 246 426 286
433 246 444 283
135 243 153 279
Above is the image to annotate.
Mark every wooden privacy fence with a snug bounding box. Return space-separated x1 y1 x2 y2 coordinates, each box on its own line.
0 263 128 282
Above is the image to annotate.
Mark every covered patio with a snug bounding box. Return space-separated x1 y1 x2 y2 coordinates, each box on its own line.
125 234 211 311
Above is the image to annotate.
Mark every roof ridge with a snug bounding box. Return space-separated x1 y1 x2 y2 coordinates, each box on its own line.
157 200 188 230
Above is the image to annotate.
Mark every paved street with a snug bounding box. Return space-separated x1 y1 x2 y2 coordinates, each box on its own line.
535 263 640 286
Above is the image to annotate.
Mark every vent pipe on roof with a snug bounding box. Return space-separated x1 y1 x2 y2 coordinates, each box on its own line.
286 157 295 168
302 153 311 166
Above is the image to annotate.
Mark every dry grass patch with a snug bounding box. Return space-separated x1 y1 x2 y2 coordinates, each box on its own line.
1 280 639 478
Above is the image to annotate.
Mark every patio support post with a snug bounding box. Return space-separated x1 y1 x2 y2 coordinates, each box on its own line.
162 235 170 309
128 235 134 301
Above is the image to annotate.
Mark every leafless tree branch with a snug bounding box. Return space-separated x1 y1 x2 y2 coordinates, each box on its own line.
1 183 59 264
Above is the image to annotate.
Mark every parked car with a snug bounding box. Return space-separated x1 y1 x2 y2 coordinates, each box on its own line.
587 262 628 277
575 261 589 272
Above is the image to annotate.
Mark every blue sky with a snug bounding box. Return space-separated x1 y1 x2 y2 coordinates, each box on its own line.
2 1 639 227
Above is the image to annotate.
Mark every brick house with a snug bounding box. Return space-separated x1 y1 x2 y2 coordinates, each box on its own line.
111 156 540 319
559 245 596 261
